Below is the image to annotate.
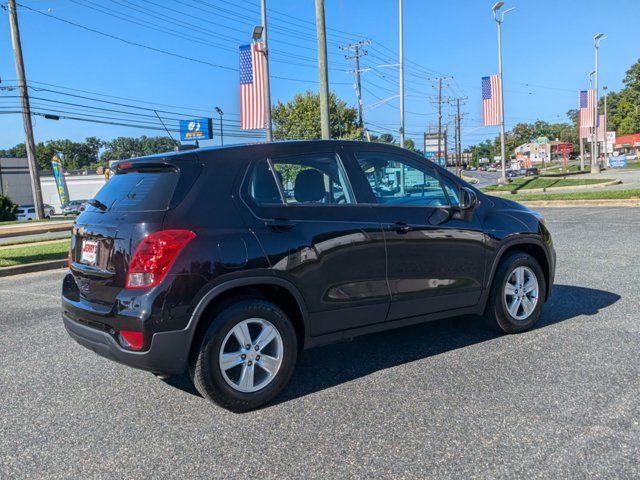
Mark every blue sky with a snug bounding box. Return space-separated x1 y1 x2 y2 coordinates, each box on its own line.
1 0 638 151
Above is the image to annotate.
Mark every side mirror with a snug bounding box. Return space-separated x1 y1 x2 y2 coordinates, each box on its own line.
459 187 478 210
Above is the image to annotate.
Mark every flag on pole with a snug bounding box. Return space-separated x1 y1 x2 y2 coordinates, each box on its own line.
240 43 265 130
578 89 595 139
481 75 502 126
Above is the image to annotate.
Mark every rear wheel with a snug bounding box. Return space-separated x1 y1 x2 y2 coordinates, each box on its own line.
190 299 297 412
484 252 546 333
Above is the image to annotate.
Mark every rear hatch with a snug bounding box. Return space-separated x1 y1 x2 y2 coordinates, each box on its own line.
69 154 201 306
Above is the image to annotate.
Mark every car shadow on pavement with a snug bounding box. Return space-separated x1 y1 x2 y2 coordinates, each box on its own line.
161 284 620 403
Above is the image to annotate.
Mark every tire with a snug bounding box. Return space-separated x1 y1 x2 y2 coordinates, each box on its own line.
484 251 546 334
190 299 298 412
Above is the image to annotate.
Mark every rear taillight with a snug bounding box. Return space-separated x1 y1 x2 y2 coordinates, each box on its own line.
125 229 196 289
119 330 144 350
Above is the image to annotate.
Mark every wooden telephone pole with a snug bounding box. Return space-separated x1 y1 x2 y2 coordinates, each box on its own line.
7 0 44 219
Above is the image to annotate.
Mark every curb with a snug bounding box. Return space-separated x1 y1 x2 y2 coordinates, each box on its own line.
519 199 640 208
0 259 67 277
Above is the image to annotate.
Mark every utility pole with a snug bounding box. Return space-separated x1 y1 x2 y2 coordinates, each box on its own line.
455 98 465 176
260 0 273 141
340 40 370 140
315 0 330 139
430 77 451 168
7 0 44 219
398 0 405 148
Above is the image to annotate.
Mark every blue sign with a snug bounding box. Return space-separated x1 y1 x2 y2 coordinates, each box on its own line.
179 118 213 142
608 155 627 168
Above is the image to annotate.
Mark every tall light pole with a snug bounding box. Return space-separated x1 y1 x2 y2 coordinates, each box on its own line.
603 85 608 166
258 0 273 141
492 2 514 184
315 0 330 139
592 33 605 174
215 107 224 146
7 0 44 219
399 0 405 148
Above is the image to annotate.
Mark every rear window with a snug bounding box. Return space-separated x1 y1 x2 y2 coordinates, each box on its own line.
89 169 179 212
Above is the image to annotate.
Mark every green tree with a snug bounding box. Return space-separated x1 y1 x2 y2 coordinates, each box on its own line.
272 91 363 140
102 136 175 162
0 195 18 222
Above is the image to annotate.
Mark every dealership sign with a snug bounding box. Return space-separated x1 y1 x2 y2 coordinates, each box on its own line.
179 118 213 141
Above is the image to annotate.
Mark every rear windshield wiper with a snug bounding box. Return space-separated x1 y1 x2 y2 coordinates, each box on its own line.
87 198 108 211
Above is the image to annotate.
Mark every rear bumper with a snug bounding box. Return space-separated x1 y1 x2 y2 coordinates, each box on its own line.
62 313 191 375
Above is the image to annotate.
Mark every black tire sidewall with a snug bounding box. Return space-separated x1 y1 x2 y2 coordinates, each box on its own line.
193 299 298 412
489 252 546 333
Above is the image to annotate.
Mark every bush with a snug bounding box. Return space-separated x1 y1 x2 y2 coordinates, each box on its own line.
0 195 18 221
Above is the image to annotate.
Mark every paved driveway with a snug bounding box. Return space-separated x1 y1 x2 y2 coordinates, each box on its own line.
1 207 638 478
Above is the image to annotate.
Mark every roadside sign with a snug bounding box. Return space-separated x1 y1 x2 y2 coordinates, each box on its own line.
179 118 213 141
51 152 70 207
608 155 627 168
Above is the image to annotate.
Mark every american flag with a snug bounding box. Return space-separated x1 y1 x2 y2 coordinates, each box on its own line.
240 43 265 130
482 75 502 126
578 89 595 139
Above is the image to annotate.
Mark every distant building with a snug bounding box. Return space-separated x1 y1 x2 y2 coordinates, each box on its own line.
513 137 573 166
0 157 32 206
613 133 640 158
0 157 106 211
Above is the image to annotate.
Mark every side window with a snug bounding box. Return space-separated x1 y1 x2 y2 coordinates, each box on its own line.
440 176 460 207
354 152 449 206
250 153 354 205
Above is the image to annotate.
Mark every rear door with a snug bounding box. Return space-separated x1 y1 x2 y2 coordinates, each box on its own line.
345 147 486 321
240 144 389 337
70 155 201 305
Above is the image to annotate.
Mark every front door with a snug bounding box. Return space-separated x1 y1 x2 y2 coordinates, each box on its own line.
240 145 389 337
347 148 486 321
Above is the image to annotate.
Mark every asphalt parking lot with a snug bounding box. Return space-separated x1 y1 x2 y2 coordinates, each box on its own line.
1 207 639 479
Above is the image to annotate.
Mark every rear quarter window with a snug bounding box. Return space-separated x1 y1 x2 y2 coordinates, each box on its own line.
90 169 179 212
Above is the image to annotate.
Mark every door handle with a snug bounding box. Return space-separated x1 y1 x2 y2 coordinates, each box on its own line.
392 222 412 234
265 217 296 231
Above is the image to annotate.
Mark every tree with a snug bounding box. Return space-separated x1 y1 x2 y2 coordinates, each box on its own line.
0 195 18 222
101 136 175 162
272 91 362 140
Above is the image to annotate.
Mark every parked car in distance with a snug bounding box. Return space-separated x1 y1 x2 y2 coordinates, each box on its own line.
62 200 88 216
487 166 497 172
62 140 555 412
524 167 539 177
507 170 519 178
17 204 55 221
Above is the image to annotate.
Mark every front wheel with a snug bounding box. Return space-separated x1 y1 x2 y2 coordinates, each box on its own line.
190 299 298 412
484 252 546 333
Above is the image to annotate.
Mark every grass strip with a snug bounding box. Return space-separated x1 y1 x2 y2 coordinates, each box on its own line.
486 188 640 202
483 177 613 192
0 239 69 267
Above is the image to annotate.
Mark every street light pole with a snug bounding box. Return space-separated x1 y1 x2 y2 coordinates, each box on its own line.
603 85 608 166
7 0 44 219
259 0 273 142
215 107 224 146
592 33 605 174
492 2 514 184
399 0 405 148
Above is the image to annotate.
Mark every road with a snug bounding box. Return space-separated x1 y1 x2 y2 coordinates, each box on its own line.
1 207 639 479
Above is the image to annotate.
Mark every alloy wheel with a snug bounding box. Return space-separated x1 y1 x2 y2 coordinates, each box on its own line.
218 318 284 393
503 266 539 321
